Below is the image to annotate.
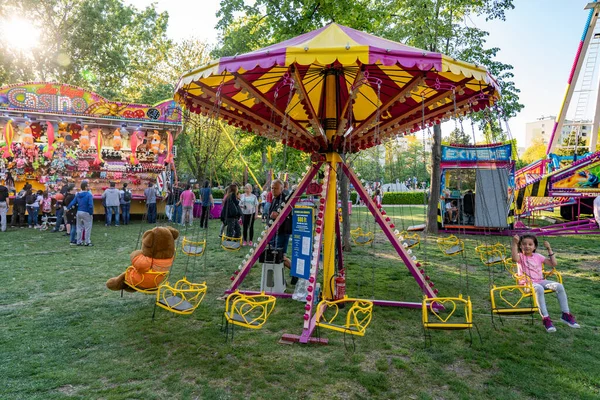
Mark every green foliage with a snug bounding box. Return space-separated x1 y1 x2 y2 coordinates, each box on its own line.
211 188 224 199
442 128 472 145
557 130 589 157
0 0 171 103
382 191 427 205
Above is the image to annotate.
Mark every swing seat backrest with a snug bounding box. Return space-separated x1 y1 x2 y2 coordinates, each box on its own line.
315 297 373 337
156 278 208 315
475 244 507 267
437 235 464 256
182 237 206 256
221 235 242 251
224 291 276 329
422 295 473 330
397 231 420 249
490 283 538 315
350 227 374 245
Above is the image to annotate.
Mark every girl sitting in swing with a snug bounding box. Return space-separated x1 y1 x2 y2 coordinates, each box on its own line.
511 234 580 333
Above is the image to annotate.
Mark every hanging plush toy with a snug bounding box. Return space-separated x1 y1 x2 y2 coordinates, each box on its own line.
70 123 81 140
164 131 174 164
2 120 15 158
112 128 122 151
57 122 69 141
43 121 55 158
93 129 104 165
30 122 43 141
129 130 140 165
22 123 35 150
79 125 91 151
150 130 161 155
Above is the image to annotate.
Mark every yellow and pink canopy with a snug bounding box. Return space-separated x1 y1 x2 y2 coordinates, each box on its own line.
175 23 500 153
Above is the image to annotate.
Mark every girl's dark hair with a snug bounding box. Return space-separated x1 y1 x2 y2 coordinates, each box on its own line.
518 234 538 253
185 184 191 190
204 180 209 188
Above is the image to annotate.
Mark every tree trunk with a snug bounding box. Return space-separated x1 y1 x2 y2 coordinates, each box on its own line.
339 155 352 251
426 124 442 234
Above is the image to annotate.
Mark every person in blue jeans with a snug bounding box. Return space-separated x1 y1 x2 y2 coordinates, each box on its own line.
144 182 157 223
119 183 132 225
199 180 213 228
102 182 121 226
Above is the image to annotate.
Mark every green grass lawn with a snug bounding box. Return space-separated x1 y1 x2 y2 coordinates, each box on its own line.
1 206 599 399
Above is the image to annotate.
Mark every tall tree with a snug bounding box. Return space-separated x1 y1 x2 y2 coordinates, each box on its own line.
0 0 170 103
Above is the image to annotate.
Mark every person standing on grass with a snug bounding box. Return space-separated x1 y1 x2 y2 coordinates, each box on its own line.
178 184 196 226
102 182 121 227
240 183 259 246
63 185 77 244
26 189 43 228
511 234 580 333
119 183 132 225
68 181 94 246
11 183 29 228
144 182 158 223
199 180 213 229
221 184 242 239
52 190 65 233
0 181 9 232
171 183 183 224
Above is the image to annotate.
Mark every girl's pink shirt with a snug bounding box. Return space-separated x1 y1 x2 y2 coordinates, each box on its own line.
180 190 196 207
517 253 546 283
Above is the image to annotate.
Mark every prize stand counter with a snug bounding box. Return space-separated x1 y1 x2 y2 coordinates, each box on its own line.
0 82 182 215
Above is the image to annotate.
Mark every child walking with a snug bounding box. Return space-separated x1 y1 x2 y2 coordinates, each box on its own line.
511 234 580 332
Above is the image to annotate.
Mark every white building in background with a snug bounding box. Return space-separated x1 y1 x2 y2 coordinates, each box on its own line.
524 116 591 150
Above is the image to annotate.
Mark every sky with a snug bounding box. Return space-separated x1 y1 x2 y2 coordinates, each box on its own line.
125 0 593 146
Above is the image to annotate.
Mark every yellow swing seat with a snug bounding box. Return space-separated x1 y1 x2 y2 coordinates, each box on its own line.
315 297 374 337
221 235 242 251
123 266 169 294
422 295 473 330
182 237 206 256
156 278 208 315
397 230 420 249
350 227 374 246
475 243 508 267
490 283 538 315
224 291 277 330
437 235 464 256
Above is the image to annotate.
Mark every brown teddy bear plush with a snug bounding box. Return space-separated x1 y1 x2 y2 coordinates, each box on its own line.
106 226 179 291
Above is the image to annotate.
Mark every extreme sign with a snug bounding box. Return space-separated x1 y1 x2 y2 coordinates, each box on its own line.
441 144 512 162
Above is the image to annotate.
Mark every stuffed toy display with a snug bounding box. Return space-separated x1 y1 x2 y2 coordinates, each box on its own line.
106 226 179 291
79 126 91 151
112 128 122 151
22 123 35 150
150 130 161 155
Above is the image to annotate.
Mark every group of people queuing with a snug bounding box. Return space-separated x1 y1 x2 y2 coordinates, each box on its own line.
163 181 214 227
219 179 292 252
0 179 95 246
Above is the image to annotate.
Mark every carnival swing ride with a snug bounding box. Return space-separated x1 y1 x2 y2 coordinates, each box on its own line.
174 23 500 344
